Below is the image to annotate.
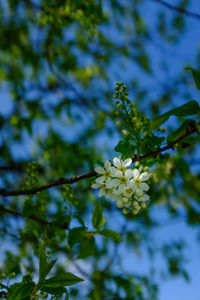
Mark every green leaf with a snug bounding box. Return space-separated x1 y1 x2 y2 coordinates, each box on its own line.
141 134 165 154
78 236 95 258
68 227 85 248
167 120 196 144
92 202 106 230
8 281 35 300
114 139 135 158
150 100 199 130
41 285 67 295
185 67 200 89
65 290 69 300
99 229 122 242
39 245 57 282
42 273 84 288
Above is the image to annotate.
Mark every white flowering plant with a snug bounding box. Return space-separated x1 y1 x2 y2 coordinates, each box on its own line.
91 82 199 216
92 157 150 215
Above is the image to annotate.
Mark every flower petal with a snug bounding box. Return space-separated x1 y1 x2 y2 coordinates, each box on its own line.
95 166 105 174
139 172 149 181
133 168 139 178
96 176 105 184
113 157 121 167
116 200 124 208
125 169 133 179
110 166 118 176
123 158 132 167
111 178 120 187
140 194 150 201
139 182 149 191
105 178 113 189
104 160 111 170
99 188 105 197
113 170 123 178
91 183 100 189
135 189 143 197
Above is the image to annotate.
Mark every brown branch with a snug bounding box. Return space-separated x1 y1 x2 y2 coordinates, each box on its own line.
149 0 200 21
0 205 69 230
0 125 198 197
0 171 96 197
134 124 198 162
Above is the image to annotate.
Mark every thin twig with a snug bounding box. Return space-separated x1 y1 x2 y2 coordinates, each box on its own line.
0 171 96 197
0 205 69 230
0 126 198 197
148 0 200 21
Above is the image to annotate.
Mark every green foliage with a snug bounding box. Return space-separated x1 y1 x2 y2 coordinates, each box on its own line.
92 202 106 230
99 229 122 242
185 67 200 89
42 273 84 288
150 100 199 131
0 0 200 299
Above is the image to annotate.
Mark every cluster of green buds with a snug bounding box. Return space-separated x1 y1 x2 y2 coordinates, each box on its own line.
25 161 39 189
63 184 78 207
114 81 150 133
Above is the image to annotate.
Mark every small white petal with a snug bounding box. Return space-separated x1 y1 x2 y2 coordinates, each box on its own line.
125 202 131 208
111 178 120 187
135 189 143 197
139 182 149 191
125 169 133 179
99 188 106 197
113 157 121 167
91 183 101 189
123 158 132 167
113 170 123 178
95 166 105 174
116 200 124 208
104 160 111 170
138 165 143 173
139 172 149 181
140 194 150 201
105 191 113 199
133 168 139 178
96 176 105 184
132 201 139 208
105 178 113 189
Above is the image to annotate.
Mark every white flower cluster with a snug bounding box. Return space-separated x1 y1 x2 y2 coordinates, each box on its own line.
92 157 150 215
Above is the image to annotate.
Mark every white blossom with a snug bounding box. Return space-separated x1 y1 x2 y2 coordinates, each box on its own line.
92 157 151 215
131 165 149 191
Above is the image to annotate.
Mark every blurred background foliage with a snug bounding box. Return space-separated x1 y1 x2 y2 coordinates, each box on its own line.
0 0 200 299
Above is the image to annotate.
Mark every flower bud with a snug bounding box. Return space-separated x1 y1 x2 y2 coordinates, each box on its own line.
116 81 123 86
122 129 129 136
0 273 6 279
160 127 166 132
123 208 129 214
116 121 122 126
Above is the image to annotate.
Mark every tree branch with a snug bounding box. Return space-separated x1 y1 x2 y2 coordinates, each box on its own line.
148 0 200 21
0 171 96 197
0 205 69 230
0 125 198 197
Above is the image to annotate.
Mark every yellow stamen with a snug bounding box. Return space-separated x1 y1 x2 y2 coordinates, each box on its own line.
120 176 127 184
104 171 111 178
134 178 141 186
125 188 133 194
118 166 126 172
